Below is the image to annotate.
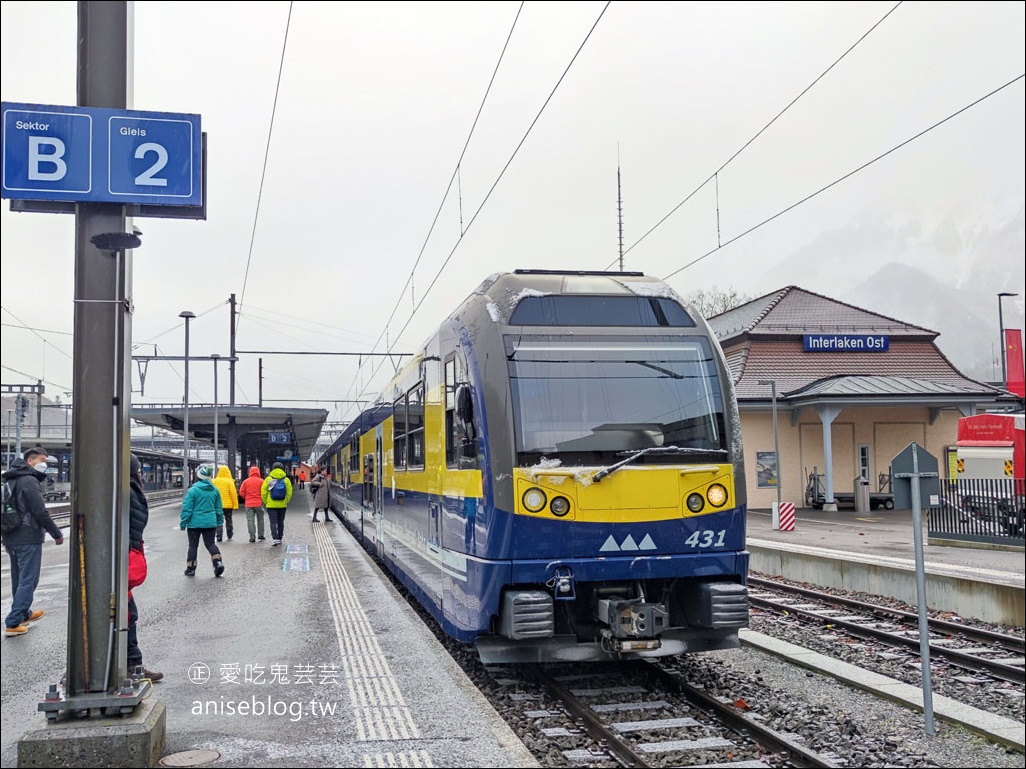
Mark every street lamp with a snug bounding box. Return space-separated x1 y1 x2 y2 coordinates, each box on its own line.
998 292 1019 390
758 379 782 516
211 353 221 474
180 310 196 487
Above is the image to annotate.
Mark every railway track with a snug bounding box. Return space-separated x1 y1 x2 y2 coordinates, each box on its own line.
49 490 183 527
748 575 1026 685
505 661 840 768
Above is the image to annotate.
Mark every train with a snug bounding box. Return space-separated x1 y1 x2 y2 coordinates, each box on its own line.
318 270 750 662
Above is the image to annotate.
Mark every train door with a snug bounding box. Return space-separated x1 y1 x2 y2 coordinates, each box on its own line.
362 453 374 543
375 430 384 516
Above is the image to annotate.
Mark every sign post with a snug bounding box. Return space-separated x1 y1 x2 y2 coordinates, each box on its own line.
892 442 940 736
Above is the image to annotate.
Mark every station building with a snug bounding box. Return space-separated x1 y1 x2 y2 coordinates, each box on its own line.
708 286 1013 511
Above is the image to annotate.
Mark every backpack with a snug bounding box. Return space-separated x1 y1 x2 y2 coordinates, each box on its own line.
1 480 23 538
268 476 288 501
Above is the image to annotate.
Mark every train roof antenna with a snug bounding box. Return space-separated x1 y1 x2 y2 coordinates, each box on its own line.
617 144 625 272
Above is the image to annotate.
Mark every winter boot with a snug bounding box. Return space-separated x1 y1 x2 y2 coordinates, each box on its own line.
184 560 197 577
212 555 225 578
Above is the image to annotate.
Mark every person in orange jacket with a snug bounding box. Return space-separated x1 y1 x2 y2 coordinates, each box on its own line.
211 465 240 541
237 465 267 542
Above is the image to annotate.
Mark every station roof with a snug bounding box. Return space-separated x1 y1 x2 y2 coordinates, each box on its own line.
130 404 328 464
707 286 1009 410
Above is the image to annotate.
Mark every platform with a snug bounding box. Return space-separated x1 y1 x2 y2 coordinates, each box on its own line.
746 506 1025 626
1 488 539 768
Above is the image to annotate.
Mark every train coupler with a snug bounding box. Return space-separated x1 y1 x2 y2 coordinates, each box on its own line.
599 630 662 653
596 598 668 638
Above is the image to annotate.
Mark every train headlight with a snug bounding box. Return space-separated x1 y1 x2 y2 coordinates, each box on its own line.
550 496 571 517
707 484 728 508
686 493 705 513
523 487 547 513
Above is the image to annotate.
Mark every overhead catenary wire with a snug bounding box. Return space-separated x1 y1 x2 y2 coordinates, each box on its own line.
662 73 1025 281
347 2 613 422
354 2 527 381
0 365 71 395
605 0 905 270
237 0 294 324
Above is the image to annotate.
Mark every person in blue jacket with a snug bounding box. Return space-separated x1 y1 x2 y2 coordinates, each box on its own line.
180 464 225 577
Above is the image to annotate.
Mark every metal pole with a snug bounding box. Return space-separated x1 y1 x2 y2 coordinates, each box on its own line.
910 444 935 735
770 382 781 512
67 0 131 698
212 354 220 472
999 294 1007 388
36 379 43 439
227 293 237 477
181 311 195 488
14 397 23 457
5 409 11 466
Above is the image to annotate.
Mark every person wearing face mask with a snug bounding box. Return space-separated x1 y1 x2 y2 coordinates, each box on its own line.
3 446 64 637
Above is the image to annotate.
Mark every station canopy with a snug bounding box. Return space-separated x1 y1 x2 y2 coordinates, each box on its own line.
131 404 328 465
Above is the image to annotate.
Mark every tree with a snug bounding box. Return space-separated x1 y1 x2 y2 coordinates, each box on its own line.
682 286 752 318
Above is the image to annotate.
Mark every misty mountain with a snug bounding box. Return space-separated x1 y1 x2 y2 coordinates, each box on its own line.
760 201 1025 382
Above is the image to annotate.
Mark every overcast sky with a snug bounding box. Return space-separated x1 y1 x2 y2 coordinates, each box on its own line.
2 1 1024 432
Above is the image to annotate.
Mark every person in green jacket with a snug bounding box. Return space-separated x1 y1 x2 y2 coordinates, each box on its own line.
261 462 293 547
180 464 225 577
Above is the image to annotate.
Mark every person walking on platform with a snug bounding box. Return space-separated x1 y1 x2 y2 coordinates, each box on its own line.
310 468 332 522
238 465 267 542
127 454 162 681
212 465 239 541
298 470 307 490
3 446 64 636
180 464 225 577
261 462 292 546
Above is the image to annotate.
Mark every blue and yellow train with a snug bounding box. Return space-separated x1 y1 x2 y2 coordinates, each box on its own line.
319 270 749 662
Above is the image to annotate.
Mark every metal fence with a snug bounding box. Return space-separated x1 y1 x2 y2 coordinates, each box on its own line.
930 477 1025 548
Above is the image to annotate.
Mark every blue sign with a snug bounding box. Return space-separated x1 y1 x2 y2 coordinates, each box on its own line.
267 432 291 445
803 334 889 352
2 101 201 206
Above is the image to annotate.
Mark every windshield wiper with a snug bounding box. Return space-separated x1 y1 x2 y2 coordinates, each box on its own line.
592 446 728 483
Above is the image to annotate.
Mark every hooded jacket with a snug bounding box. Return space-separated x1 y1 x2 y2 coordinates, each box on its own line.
211 465 239 510
238 466 265 508
180 478 224 529
2 458 62 545
261 467 293 509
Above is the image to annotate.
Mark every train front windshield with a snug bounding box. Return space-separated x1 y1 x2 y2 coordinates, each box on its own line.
506 334 727 464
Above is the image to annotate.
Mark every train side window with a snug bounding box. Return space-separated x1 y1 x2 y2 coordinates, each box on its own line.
407 383 425 470
445 357 457 467
393 394 407 470
445 355 477 469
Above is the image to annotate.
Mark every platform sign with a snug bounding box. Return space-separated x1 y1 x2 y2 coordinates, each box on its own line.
267 432 291 444
2 101 201 206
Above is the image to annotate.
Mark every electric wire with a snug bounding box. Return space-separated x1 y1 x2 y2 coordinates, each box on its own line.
365 1 526 361
0 365 72 394
238 0 294 324
347 2 612 421
1 323 73 336
1 306 73 360
606 0 905 269
662 73 1025 281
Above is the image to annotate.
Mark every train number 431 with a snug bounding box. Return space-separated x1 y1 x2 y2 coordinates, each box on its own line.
684 529 727 548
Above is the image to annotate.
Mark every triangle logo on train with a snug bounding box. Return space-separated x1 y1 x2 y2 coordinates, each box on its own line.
600 534 658 552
